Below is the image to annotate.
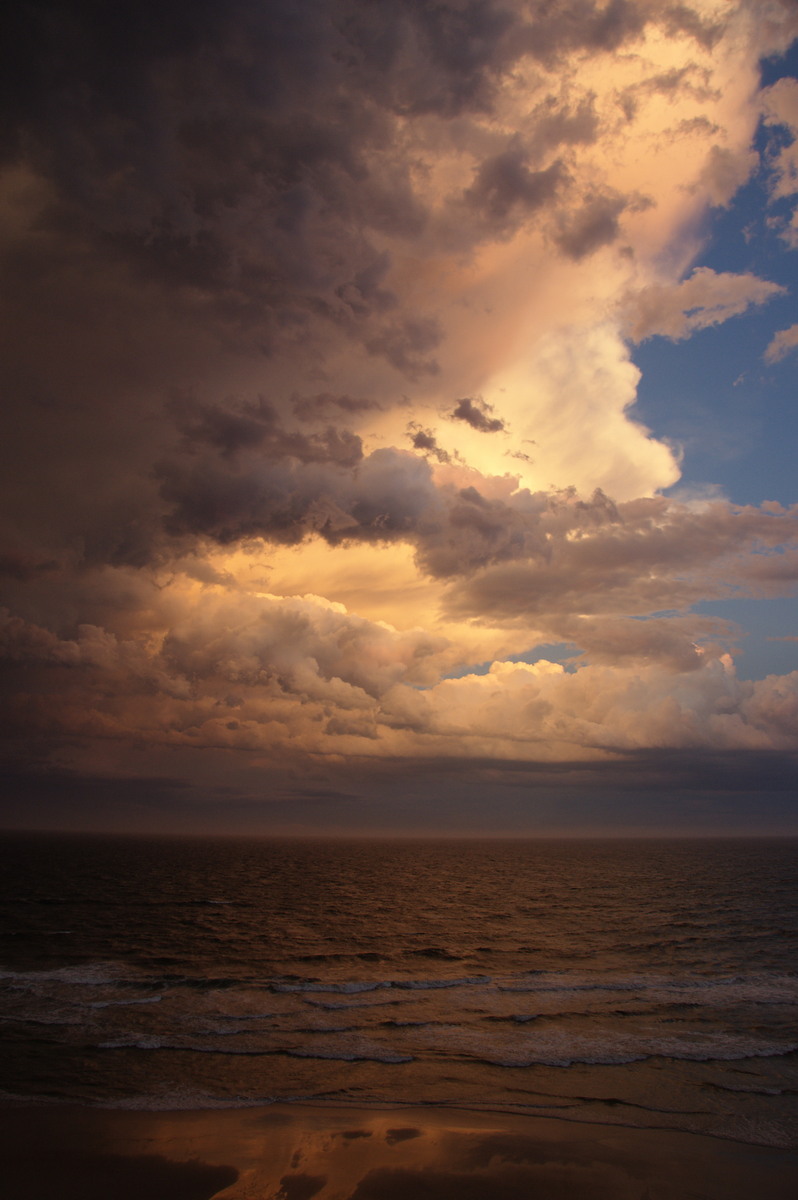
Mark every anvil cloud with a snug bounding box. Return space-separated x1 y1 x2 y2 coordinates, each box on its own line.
1 0 797 833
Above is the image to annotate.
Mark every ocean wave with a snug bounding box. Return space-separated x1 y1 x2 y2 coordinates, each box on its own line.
303 998 405 1011
95 1035 414 1064
380 1019 435 1028
406 947 464 960
96 1036 276 1053
218 1012 279 1021
101 1092 276 1110
497 972 798 1005
393 976 490 990
272 975 491 994
478 1045 798 1068
272 980 384 995
0 1014 86 1027
87 995 163 1008
0 962 138 986
6 959 793 1004
483 1013 542 1024
286 1048 414 1064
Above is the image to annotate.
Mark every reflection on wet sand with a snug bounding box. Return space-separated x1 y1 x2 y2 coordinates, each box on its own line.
2 1103 797 1200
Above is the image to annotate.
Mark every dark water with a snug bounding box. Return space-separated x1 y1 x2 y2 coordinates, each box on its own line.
1 835 796 1146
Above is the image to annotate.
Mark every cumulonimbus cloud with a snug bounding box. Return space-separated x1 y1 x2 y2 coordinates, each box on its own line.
2 0 798 822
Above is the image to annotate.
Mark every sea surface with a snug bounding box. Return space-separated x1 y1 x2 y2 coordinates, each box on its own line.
1 834 796 1147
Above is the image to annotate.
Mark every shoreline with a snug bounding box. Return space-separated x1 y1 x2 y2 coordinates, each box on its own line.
0 1090 793 1150
2 1100 796 1199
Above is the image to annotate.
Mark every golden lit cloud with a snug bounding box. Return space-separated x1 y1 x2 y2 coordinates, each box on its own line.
2 0 797 828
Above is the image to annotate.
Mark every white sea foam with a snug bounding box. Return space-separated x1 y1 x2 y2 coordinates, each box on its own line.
0 961 139 986
497 971 798 1006
402 1022 798 1069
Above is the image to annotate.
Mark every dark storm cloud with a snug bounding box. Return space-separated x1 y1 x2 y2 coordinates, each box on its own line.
2 1 438 372
660 2 725 49
336 0 520 116
0 0 715 566
292 393 385 421
2 1 513 259
419 747 798 801
408 427 452 464
0 767 197 832
450 397 506 433
2 745 795 834
364 317 443 378
169 394 364 465
465 146 565 226
155 413 550 568
156 445 442 547
1 0 708 308
410 429 441 453
594 747 798 796
336 0 721 117
508 0 656 67
1 1 223 158
415 486 548 577
0 552 59 582
443 496 798 620
4 0 798 832
526 95 602 155
553 190 632 259
156 458 346 547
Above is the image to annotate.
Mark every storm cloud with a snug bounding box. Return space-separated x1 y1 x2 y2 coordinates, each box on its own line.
2 0 798 831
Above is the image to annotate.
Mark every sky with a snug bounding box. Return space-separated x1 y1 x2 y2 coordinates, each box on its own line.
1 0 798 836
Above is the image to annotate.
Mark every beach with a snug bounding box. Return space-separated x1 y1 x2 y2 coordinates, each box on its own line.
3 1102 797 1200
3 835 797 1195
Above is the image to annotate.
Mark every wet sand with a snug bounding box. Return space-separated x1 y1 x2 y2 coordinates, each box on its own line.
1 1102 796 1199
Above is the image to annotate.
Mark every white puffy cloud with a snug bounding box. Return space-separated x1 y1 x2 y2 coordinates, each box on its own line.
5 592 797 767
765 323 798 363
763 76 798 198
409 657 798 759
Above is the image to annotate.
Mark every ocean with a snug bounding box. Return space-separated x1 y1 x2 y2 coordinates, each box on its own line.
1 834 796 1149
